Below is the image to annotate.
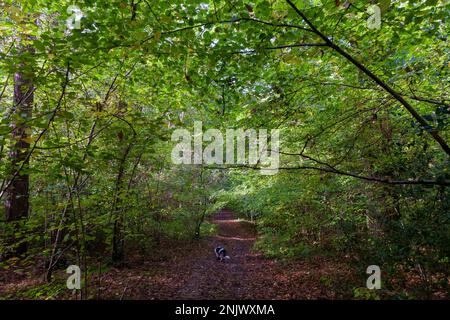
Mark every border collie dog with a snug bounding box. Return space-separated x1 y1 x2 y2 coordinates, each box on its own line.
214 246 230 262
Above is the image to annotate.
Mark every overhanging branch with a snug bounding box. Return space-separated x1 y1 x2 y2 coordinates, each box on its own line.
205 164 450 187
285 0 450 156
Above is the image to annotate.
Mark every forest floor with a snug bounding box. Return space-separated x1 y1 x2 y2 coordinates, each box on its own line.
0 210 359 299
94 210 358 299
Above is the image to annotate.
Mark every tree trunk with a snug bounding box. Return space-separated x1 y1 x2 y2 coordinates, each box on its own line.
112 141 133 266
5 64 34 257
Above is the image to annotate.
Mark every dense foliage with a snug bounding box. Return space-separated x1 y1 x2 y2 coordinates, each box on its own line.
0 0 449 299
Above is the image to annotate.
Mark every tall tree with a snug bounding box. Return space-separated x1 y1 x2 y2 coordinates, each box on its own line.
5 42 34 257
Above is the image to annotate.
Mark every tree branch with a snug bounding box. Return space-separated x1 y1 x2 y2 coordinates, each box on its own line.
285 0 450 156
206 164 450 187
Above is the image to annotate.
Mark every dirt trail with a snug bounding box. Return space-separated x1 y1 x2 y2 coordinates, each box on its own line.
169 210 355 300
176 210 259 299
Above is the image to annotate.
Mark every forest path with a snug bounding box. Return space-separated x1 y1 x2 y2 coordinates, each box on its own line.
94 210 355 299
0 210 356 299
176 210 259 299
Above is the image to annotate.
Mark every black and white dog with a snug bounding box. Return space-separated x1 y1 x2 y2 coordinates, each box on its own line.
214 246 230 262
